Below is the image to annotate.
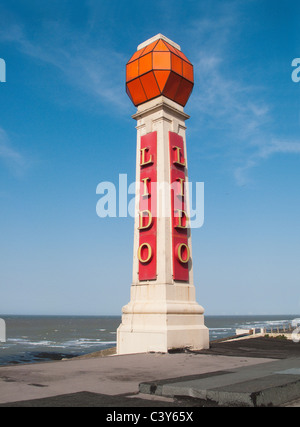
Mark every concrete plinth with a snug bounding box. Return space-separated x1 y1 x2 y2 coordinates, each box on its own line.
117 283 209 354
117 318 209 355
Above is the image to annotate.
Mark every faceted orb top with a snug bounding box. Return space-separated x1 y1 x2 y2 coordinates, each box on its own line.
126 34 194 107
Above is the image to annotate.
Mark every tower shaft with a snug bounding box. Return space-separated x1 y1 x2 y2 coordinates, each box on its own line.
117 95 209 354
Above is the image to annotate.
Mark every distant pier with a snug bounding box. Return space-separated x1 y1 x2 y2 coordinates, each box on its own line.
235 321 299 342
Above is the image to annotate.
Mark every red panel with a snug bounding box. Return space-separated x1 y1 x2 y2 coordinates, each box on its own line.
138 132 157 281
169 131 189 281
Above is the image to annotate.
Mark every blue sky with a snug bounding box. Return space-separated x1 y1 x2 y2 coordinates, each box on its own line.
0 0 299 315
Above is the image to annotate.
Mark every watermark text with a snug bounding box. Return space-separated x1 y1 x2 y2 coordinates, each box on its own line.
96 174 204 228
291 58 300 83
0 318 6 343
0 58 6 83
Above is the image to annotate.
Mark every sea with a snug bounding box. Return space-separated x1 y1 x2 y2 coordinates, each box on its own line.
0 314 298 366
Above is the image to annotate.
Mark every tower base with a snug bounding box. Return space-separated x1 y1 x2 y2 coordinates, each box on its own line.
116 283 209 354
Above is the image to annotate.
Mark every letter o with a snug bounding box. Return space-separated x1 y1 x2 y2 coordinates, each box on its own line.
176 243 190 264
138 243 152 263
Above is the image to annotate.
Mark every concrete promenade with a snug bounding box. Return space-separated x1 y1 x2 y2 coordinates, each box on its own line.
0 337 299 407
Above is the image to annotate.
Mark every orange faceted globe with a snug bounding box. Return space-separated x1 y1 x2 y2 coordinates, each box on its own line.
126 37 194 107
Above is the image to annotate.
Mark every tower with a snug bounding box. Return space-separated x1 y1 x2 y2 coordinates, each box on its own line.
117 34 209 354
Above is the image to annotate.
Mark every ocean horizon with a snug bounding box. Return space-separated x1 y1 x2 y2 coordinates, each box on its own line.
0 314 298 366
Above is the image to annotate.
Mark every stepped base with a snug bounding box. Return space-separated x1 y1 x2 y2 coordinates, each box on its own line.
117 310 209 355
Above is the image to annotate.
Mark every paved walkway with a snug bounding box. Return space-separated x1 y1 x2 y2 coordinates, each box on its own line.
0 338 299 407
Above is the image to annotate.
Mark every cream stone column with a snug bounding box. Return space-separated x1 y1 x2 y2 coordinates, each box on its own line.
117 35 209 354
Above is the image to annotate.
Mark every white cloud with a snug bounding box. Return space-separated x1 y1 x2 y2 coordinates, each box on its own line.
186 11 300 185
0 20 128 112
234 138 300 185
257 138 300 158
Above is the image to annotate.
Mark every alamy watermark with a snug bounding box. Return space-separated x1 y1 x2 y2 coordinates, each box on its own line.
291 58 300 83
96 174 204 228
0 58 6 83
0 318 6 343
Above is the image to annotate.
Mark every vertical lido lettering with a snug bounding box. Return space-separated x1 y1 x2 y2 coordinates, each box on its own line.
138 132 157 281
169 131 190 281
